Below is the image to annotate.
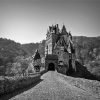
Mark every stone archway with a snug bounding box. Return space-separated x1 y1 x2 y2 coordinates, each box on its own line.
48 63 55 71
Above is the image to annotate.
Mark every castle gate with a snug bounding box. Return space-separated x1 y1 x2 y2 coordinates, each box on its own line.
48 63 55 71
45 55 58 71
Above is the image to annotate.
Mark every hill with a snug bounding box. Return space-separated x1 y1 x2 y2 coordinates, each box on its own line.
0 38 28 75
73 36 100 80
22 43 39 55
73 36 100 63
0 38 27 64
22 40 45 57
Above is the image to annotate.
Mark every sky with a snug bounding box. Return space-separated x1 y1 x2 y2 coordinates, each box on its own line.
0 0 100 44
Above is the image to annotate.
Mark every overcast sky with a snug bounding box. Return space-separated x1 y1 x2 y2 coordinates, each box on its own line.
0 0 100 43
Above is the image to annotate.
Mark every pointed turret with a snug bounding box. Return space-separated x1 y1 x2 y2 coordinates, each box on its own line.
68 31 72 40
61 24 68 35
33 49 41 60
62 25 66 32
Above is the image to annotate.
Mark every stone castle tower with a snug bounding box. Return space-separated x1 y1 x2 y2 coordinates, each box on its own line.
45 24 76 75
45 24 59 55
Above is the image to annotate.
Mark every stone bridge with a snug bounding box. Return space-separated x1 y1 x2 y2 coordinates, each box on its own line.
1 71 99 100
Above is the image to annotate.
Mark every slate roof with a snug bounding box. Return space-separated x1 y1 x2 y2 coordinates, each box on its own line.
33 49 41 60
54 34 75 54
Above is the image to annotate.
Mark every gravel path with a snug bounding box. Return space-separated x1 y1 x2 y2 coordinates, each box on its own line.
10 71 99 100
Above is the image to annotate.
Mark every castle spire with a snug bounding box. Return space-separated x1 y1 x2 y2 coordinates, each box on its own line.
61 24 68 35
33 49 41 60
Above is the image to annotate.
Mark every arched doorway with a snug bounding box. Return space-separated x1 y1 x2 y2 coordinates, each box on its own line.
48 63 55 71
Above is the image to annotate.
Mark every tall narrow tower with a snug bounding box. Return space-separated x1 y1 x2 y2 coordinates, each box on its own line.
45 24 59 56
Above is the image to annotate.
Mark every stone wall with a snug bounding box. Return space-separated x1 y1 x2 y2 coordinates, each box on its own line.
0 74 41 95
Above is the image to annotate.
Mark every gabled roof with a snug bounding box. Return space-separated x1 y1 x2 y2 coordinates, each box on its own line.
54 35 68 49
54 34 75 54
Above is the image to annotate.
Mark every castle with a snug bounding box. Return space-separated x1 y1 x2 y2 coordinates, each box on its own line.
32 24 96 79
45 24 76 75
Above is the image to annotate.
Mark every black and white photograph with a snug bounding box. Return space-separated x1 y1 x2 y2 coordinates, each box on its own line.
0 0 100 100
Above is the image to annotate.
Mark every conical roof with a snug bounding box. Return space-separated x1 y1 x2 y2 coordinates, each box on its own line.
61 24 68 35
33 49 41 60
